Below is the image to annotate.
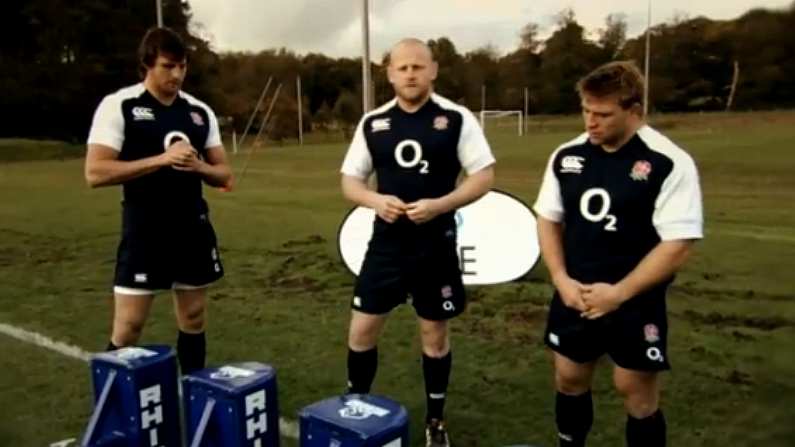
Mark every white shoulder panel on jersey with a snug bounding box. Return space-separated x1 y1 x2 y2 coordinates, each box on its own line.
340 99 398 179
533 132 589 222
637 125 704 241
86 83 146 151
431 93 496 174
180 91 223 149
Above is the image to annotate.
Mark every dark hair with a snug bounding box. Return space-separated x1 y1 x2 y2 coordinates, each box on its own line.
576 61 644 110
138 27 187 76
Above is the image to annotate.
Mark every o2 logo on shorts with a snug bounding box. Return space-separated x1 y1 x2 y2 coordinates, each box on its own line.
646 347 664 363
579 188 617 232
394 139 429 174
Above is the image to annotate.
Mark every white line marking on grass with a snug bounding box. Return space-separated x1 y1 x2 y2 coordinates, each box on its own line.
0 322 300 440
0 323 91 361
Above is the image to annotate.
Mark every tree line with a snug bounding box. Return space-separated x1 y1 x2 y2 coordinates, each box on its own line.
1 1 793 142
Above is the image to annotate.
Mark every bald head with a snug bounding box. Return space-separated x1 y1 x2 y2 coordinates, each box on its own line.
389 38 434 66
387 38 438 110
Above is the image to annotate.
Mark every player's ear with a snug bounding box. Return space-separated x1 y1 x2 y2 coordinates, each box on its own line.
630 102 643 117
387 64 396 85
430 61 439 81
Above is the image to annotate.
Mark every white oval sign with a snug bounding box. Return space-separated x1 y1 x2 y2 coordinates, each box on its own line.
337 190 540 285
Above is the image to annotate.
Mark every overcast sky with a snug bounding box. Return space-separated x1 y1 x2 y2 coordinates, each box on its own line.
187 0 791 58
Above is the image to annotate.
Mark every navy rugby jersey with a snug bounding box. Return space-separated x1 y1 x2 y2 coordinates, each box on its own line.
341 93 495 240
534 126 703 285
87 83 222 213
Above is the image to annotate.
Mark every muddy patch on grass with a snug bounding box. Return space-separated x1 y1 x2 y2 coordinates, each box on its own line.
259 238 349 294
282 234 326 248
725 369 754 386
505 307 547 325
731 330 756 342
680 310 794 331
672 284 788 302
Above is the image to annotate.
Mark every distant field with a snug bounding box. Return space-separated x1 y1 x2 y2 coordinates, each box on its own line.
0 111 793 446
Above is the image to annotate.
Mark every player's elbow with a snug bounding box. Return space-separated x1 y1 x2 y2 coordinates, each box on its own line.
84 168 102 188
663 239 695 267
84 165 109 188
481 166 495 189
473 165 495 191
340 175 364 202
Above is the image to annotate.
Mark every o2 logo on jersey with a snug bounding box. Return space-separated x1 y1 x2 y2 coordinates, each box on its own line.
394 139 429 174
163 131 191 150
579 188 617 232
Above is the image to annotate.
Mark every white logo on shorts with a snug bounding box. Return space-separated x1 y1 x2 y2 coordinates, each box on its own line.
646 347 664 362
353 296 362 308
134 273 148 283
558 432 574 442
442 300 456 312
548 332 560 346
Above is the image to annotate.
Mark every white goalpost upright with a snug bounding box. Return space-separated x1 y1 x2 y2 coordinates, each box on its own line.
479 110 524 136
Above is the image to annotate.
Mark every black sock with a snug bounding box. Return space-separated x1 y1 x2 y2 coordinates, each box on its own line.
177 331 206 375
106 340 119 351
555 390 593 447
347 346 378 393
627 409 666 447
422 351 452 423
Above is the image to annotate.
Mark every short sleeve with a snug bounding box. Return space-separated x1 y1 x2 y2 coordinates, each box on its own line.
87 95 125 151
457 110 495 174
533 151 564 222
653 155 704 240
204 107 222 148
340 118 373 179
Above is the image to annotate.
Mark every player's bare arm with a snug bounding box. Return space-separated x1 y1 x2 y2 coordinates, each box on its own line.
580 239 695 319
537 216 588 312
341 174 407 223
406 165 494 224
172 143 232 188
84 143 188 188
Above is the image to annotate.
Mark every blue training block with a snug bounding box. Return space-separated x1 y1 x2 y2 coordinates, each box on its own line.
299 395 409 447
82 345 181 447
182 362 280 447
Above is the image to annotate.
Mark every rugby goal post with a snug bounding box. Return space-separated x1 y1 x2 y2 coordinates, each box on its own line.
479 110 524 136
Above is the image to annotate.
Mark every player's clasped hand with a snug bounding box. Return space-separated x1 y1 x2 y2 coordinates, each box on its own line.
554 273 588 312
375 195 408 223
165 140 202 172
580 282 624 320
406 198 444 224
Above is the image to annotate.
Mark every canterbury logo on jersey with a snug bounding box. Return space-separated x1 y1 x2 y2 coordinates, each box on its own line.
132 107 155 121
371 118 391 132
560 155 585 174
